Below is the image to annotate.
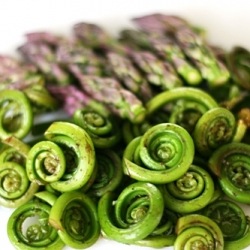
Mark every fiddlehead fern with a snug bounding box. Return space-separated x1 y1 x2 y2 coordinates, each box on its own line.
7 197 64 250
208 142 250 204
122 119 152 145
23 84 58 113
145 87 218 132
26 140 66 185
224 217 250 250
160 164 214 213
0 89 33 139
202 199 247 241
134 209 178 248
49 191 100 249
43 121 96 192
0 145 26 165
87 149 123 197
98 181 164 244
193 107 236 156
174 214 224 250
168 99 209 133
0 138 39 208
73 102 121 148
122 123 194 184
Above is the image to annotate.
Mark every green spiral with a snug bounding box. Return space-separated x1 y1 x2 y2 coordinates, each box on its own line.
87 149 123 197
122 119 152 144
134 209 177 248
7 198 64 250
160 164 214 213
73 103 121 148
224 218 250 250
193 107 236 156
202 199 247 241
0 138 39 208
43 121 95 192
49 191 100 249
98 181 164 244
175 214 224 250
146 87 218 132
122 123 194 184
26 140 66 185
208 142 250 204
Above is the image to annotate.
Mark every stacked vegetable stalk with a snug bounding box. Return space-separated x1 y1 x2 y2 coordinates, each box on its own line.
1 13 250 250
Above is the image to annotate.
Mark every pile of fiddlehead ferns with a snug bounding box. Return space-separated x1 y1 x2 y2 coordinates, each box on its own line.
1 13 250 250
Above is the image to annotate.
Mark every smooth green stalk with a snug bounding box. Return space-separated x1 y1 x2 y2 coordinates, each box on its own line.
24 85 58 112
34 191 58 206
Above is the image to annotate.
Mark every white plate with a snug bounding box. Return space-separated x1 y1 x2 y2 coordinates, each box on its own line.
1 0 250 249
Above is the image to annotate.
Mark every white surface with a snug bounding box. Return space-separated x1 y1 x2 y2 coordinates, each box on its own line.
1 0 250 249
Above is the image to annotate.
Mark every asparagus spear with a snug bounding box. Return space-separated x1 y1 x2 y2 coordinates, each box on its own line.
69 66 146 123
0 54 58 112
174 26 230 86
73 22 111 48
132 13 230 86
105 51 153 102
132 13 188 34
119 29 202 85
47 84 91 115
128 50 183 89
18 33 71 86
56 39 103 76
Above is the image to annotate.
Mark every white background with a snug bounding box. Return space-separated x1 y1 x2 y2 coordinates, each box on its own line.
1 0 250 249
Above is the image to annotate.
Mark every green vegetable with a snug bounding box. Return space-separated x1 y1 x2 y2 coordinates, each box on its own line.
49 191 100 249
175 214 224 250
0 89 33 139
208 142 250 204
43 121 96 192
7 197 64 250
98 182 164 244
122 123 194 183
2 11 250 250
160 164 215 213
